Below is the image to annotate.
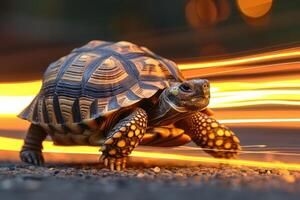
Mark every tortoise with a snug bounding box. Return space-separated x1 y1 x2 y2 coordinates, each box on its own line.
19 40 241 171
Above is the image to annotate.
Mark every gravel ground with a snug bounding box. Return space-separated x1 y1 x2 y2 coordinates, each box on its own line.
0 162 299 200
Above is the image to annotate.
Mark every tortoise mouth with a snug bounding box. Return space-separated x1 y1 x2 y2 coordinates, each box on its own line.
182 96 210 111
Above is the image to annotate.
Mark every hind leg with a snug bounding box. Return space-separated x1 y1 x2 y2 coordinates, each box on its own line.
175 111 241 158
20 124 47 166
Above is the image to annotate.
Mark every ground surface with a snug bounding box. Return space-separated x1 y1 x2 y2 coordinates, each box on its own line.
0 162 299 200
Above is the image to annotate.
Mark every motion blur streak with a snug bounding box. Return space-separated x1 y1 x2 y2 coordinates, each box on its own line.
178 47 300 69
0 96 35 116
1 136 300 171
1 80 299 114
219 118 300 124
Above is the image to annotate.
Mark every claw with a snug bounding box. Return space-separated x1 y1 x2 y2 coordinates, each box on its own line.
116 164 121 171
116 159 122 171
110 162 115 171
33 158 38 166
99 154 105 161
122 161 126 169
104 158 109 166
27 155 33 164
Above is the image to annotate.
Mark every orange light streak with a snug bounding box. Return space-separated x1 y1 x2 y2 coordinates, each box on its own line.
178 47 300 69
1 136 300 171
0 80 299 115
219 118 300 124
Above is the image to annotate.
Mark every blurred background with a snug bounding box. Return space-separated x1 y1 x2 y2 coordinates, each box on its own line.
0 0 299 82
0 0 300 167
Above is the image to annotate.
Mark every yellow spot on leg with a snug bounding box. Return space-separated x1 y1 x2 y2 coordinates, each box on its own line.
217 129 224 136
225 130 231 137
120 127 127 132
131 125 136 130
201 130 207 135
105 138 114 145
215 140 223 146
208 133 215 139
224 143 232 149
211 122 218 128
127 131 134 137
113 132 122 138
109 149 116 155
117 140 126 147
207 141 213 147
233 136 240 143
135 129 140 136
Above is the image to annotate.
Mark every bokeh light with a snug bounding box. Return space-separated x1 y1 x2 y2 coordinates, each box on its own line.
237 0 273 18
185 0 231 29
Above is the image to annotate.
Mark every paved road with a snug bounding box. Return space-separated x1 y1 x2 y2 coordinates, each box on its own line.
0 162 299 200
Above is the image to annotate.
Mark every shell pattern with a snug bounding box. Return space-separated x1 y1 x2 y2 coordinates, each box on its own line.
19 40 185 127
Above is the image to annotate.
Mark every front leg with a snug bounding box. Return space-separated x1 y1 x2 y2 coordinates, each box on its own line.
100 108 148 171
175 111 241 158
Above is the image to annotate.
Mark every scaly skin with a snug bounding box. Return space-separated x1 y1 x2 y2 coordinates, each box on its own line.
20 124 47 166
100 108 148 171
175 111 241 158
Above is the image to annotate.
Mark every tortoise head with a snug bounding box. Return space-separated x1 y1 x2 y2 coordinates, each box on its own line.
147 79 210 126
165 79 210 111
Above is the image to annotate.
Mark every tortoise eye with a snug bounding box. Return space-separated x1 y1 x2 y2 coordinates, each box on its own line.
179 84 192 92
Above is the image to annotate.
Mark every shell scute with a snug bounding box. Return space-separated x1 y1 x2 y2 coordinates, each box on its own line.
19 40 184 126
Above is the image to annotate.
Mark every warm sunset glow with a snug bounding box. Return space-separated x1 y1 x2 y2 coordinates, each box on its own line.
237 0 273 18
0 48 299 115
1 136 300 171
210 88 300 108
178 47 300 69
0 96 35 116
0 80 299 115
0 81 41 96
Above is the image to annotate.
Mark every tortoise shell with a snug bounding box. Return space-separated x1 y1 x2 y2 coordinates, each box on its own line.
19 40 185 126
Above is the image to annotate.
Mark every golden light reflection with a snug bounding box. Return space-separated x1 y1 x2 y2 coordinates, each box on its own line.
1 136 300 171
179 47 300 69
0 81 41 96
210 88 300 108
0 80 299 115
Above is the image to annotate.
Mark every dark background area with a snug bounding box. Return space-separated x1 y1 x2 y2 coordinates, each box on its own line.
0 0 299 82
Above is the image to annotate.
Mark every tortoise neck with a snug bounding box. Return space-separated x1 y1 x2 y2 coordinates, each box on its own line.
148 90 191 127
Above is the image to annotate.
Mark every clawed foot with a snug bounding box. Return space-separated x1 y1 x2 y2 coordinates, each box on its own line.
20 150 44 166
100 155 127 171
